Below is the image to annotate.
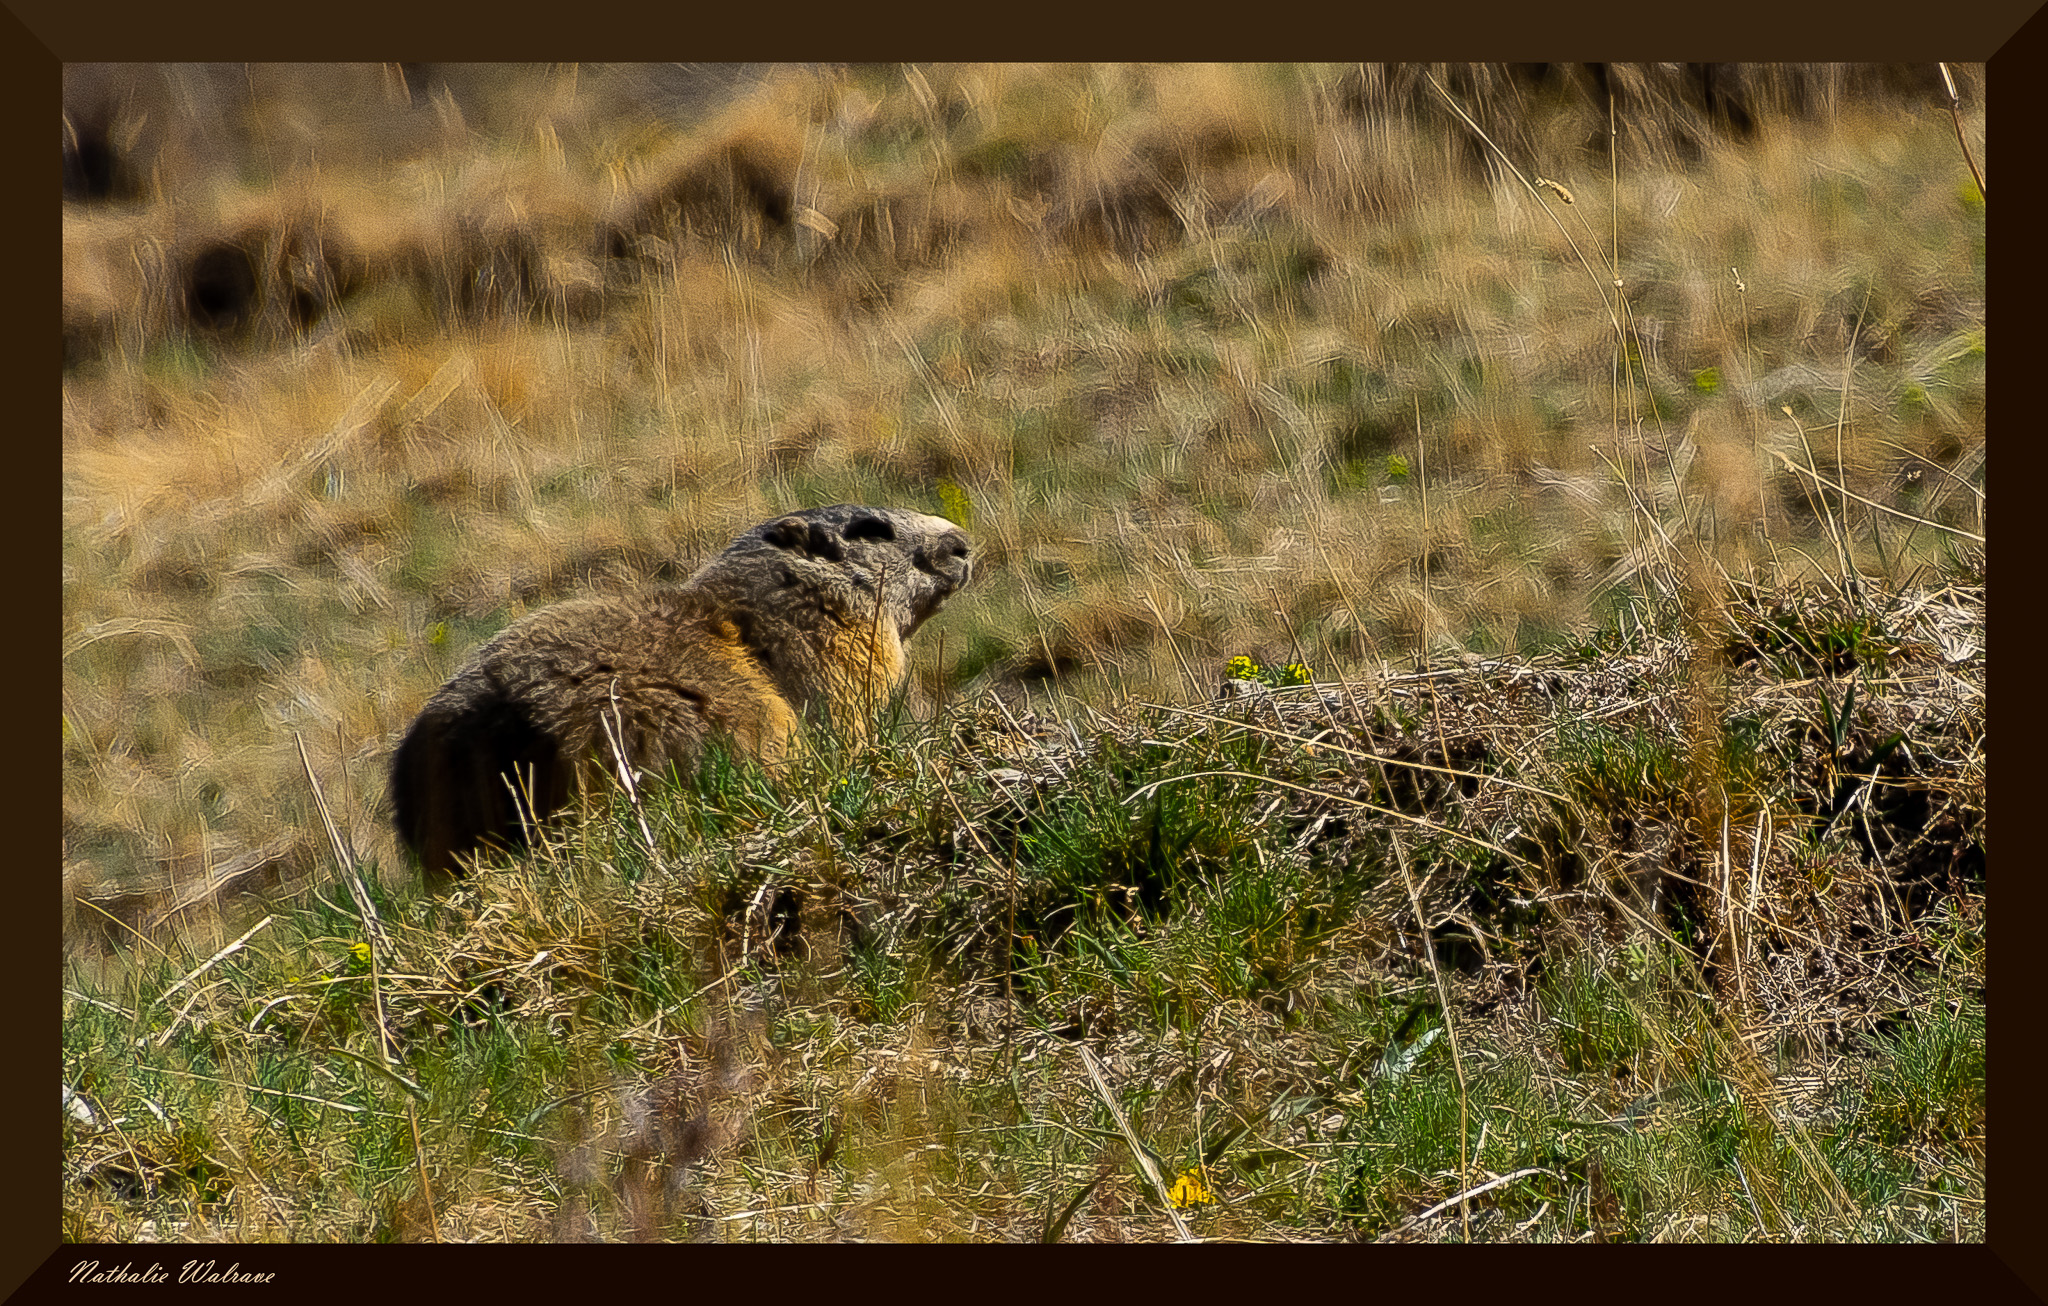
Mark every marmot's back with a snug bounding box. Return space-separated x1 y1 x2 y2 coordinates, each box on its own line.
391 505 970 876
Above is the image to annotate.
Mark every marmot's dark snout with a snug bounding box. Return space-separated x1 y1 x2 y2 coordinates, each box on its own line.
920 528 972 587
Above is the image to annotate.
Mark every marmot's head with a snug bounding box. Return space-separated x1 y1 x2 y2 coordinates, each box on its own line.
709 504 972 637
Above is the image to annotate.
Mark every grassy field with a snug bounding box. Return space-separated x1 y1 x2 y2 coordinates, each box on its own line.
62 63 1985 1242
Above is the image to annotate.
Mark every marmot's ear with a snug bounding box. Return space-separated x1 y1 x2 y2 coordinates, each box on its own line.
764 515 845 562
844 513 897 543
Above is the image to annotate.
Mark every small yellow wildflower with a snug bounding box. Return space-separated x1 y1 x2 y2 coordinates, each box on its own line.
349 941 372 969
1226 655 1262 682
1168 1168 1214 1208
935 477 976 529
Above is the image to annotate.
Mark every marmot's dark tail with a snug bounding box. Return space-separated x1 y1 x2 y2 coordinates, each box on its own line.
389 686 571 877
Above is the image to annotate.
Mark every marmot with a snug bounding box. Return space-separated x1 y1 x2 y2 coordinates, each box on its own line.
390 504 972 876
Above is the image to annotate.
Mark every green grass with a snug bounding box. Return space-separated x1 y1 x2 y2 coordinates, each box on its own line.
65 576 1984 1240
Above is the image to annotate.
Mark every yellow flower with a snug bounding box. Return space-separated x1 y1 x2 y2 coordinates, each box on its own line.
1226 655 1262 682
935 477 976 529
350 941 372 969
1168 1168 1214 1208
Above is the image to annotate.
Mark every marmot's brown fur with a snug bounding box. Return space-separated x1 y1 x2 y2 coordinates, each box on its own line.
390 504 971 876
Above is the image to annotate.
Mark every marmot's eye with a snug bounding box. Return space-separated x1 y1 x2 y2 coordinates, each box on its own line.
844 515 897 543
